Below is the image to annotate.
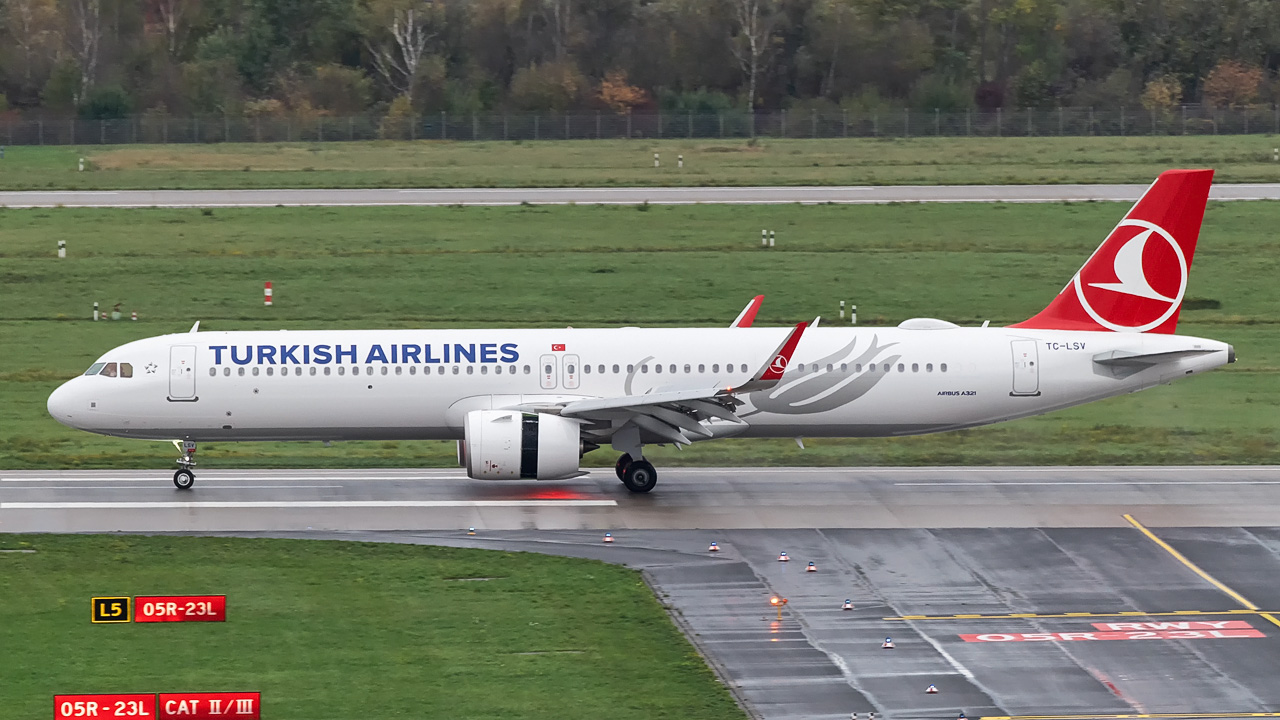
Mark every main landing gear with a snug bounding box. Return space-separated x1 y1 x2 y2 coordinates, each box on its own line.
172 439 197 490
615 453 658 494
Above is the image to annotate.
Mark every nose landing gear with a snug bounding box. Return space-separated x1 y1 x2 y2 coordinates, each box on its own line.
172 439 197 490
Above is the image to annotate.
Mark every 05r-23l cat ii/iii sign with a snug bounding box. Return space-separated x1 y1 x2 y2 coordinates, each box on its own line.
48 169 1233 493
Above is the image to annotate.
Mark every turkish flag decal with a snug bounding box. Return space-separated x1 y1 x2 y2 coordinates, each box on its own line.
551 344 566 352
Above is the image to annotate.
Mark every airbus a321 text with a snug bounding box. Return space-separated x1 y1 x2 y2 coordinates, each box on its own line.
48 169 1233 493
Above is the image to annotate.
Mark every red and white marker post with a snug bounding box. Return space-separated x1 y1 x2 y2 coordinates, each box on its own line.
263 282 273 306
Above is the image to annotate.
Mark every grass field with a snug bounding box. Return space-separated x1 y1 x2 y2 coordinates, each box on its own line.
1 201 1277 469
3 136 1280 190
0 534 742 720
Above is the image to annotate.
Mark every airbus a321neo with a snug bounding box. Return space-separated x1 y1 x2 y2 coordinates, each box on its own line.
48 169 1233 492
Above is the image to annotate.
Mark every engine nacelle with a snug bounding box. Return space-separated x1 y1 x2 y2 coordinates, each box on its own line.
462 410 583 480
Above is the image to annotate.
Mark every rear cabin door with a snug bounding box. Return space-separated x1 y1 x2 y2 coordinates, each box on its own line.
169 345 197 400
1010 340 1040 396
539 354 558 390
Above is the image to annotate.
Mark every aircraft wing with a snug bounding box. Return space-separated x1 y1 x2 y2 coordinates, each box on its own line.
731 295 764 328
558 322 807 445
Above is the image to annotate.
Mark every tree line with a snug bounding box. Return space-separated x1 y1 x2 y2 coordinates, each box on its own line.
1 0 1278 120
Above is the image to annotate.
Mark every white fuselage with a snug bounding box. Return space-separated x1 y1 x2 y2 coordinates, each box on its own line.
47 325 1232 443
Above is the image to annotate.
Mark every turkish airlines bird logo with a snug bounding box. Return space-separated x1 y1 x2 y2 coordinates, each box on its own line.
1075 219 1187 332
769 354 788 374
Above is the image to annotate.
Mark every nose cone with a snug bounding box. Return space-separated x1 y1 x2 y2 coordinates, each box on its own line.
47 379 81 429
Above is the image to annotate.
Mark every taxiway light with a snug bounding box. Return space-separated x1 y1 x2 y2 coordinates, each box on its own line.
881 637 895 649
467 527 476 535
806 562 817 572
602 533 614 543
769 596 788 620
958 712 967 720
925 683 938 694
708 541 719 552
778 551 789 562
842 599 853 610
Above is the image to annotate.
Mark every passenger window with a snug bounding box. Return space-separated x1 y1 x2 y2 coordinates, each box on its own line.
523 365 530 374
409 366 416 375
209 367 216 377
253 367 260 376
101 363 118 377
238 367 246 376
324 367 331 376
583 365 591 374
670 364 676 373
868 364 875 372
740 364 748 373
827 364 833 372
926 363 933 372
481 366 488 375
898 363 905 372
465 366 473 375
855 364 862 372
698 364 705 373
941 363 948 372
840 363 847 372
912 363 919 372
452 366 459 375
599 365 605 374
381 367 389 376
654 364 661 373
684 364 691 373
712 364 719 373
84 362 105 376
295 367 302 376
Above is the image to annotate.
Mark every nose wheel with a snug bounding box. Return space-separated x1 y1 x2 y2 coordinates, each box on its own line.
171 439 197 490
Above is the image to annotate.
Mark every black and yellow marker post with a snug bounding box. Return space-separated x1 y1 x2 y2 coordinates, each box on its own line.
91 596 131 624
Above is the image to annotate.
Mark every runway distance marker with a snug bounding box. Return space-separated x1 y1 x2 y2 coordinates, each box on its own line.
91 597 131 624
55 694 155 719
157 692 259 719
135 596 226 623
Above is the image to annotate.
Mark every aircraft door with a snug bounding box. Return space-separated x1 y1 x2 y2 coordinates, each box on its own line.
1010 340 1040 396
539 354 558 389
169 345 197 400
562 354 580 389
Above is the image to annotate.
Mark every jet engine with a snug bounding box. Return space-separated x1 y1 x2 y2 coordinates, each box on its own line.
462 410 584 480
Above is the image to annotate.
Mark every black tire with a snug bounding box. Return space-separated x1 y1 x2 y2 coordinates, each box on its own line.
622 460 657 493
614 453 633 480
173 469 195 490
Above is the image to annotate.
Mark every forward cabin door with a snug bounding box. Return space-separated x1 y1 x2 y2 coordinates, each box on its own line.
1010 340 1040 396
169 345 197 400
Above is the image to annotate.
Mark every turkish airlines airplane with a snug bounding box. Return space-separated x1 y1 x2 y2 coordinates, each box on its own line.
48 169 1232 493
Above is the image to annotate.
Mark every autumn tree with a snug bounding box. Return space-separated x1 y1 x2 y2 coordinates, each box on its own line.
1140 76 1182 111
1202 60 1263 108
598 70 646 114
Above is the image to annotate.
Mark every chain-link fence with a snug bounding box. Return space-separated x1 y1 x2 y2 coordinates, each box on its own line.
3 106 1278 145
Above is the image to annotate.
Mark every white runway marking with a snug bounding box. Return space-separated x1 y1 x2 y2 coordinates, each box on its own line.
0 485 345 490
896 481 1280 486
0 500 617 509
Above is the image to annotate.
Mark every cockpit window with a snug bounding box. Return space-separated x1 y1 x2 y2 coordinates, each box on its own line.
84 362 106 376
101 362 118 377
120 363 133 378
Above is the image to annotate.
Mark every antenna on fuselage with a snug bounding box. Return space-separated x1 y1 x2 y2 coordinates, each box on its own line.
189 321 200 333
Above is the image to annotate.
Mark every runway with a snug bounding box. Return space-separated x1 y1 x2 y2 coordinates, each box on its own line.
10 466 1280 719
2 183 1280 208
6 465 1280 532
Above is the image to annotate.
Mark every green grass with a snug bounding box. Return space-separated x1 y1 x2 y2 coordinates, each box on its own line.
3 136 1280 190
1 202 1277 469
0 534 742 720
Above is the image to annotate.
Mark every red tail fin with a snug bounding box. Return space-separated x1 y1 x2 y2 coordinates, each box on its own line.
1011 168 1213 334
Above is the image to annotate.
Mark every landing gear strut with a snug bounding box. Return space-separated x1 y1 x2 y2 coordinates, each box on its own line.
172 440 196 490
620 457 657 494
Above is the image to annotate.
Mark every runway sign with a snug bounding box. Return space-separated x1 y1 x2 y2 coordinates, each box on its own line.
134 596 226 623
55 694 155 719
90 597 131 624
157 693 259 719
